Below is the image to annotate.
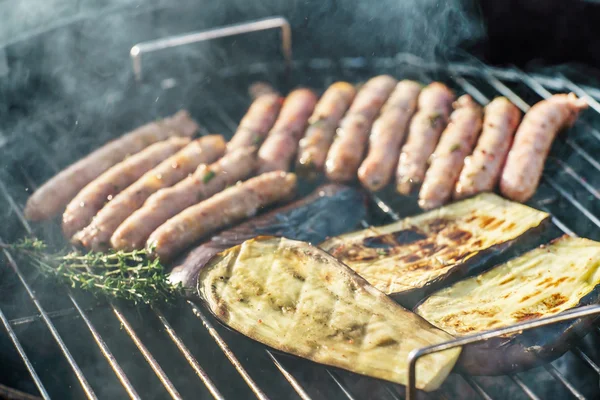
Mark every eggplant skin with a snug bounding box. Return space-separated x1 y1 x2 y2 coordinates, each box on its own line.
169 184 367 289
320 192 550 308
415 235 600 375
197 236 461 391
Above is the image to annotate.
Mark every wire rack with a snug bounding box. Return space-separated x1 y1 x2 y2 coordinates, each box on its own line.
2 17 600 400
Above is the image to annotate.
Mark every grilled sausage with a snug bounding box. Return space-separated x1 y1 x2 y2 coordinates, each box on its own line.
111 146 258 251
227 93 283 152
248 82 278 99
454 97 522 199
147 171 297 261
296 82 356 176
257 89 318 173
358 80 422 191
500 93 588 202
73 135 226 250
24 111 199 221
419 95 483 210
325 75 397 182
396 83 455 194
62 137 191 239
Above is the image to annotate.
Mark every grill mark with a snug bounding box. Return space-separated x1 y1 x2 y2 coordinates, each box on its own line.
542 293 568 308
445 229 473 243
536 277 553 287
519 289 542 303
478 216 496 229
427 218 448 233
512 311 542 321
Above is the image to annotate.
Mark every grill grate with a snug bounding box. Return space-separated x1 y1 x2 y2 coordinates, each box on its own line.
2 26 600 399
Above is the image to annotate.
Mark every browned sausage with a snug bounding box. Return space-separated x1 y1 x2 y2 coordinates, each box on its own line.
325 75 397 182
147 171 297 261
396 83 455 194
62 137 191 239
500 93 588 202
419 95 483 210
111 146 258 251
227 93 283 152
257 89 318 174
296 82 356 176
248 82 278 99
24 111 199 221
358 80 422 191
454 97 521 199
73 135 226 250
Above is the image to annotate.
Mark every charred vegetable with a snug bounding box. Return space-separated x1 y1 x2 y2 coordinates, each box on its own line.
169 184 367 289
320 193 549 306
415 235 600 375
198 236 461 391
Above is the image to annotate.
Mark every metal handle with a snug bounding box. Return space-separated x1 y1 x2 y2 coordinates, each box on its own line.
406 304 600 399
130 16 292 81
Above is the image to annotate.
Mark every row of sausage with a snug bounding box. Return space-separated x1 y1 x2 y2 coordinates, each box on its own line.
246 76 587 209
22 76 588 263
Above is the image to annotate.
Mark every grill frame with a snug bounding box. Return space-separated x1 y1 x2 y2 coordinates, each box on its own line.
2 18 600 400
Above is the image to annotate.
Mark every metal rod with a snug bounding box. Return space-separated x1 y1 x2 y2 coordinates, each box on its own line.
543 175 600 228
131 16 292 81
544 364 585 400
266 351 312 400
508 374 540 400
572 346 600 376
0 248 98 400
112 306 182 400
69 296 141 400
187 301 270 400
0 307 50 400
153 308 224 400
326 371 357 400
459 373 494 400
406 305 600 400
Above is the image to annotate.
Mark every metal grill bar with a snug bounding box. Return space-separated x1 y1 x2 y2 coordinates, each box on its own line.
188 300 270 400
266 351 312 400
544 364 585 400
111 306 182 399
508 375 540 400
0 247 98 399
0 306 50 400
152 308 225 400
327 371 357 400
459 374 493 400
1 177 143 399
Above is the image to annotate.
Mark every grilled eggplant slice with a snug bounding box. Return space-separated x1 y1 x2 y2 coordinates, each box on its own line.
415 235 600 375
169 184 367 289
198 236 461 391
320 193 549 307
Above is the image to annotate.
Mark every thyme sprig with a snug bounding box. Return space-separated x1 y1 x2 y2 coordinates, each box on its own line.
3 238 183 304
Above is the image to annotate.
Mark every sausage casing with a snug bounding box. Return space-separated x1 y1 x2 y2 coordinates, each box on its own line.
227 93 283 152
147 171 297 261
111 146 257 251
257 89 318 174
419 95 483 210
73 135 226 250
500 93 588 202
358 80 422 191
296 82 356 176
62 137 191 239
325 75 397 182
396 83 455 194
24 111 198 221
454 97 521 199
